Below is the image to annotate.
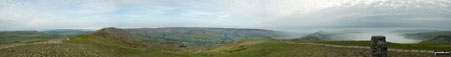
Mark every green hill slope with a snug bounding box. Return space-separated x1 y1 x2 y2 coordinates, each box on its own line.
0 33 182 57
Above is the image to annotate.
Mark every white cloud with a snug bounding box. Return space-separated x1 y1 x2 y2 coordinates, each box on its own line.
0 0 56 30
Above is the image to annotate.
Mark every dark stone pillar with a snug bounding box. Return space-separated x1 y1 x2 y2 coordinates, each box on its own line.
371 36 387 57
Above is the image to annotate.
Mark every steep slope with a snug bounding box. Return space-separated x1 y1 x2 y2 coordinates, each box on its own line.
124 27 291 47
92 27 148 48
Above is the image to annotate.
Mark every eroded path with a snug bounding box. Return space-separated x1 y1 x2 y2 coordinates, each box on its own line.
285 41 435 53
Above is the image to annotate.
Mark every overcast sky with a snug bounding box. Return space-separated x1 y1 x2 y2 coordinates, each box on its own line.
1 0 450 32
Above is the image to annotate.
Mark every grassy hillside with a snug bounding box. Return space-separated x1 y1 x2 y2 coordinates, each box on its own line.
125 27 291 47
0 34 184 57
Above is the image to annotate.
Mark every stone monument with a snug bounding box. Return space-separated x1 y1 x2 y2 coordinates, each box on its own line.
371 36 387 57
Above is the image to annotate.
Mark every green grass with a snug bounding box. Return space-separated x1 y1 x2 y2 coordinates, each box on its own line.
184 39 301 57
63 34 184 57
0 34 184 57
313 41 451 51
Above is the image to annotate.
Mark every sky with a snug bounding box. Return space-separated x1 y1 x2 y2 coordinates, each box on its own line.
1 0 451 32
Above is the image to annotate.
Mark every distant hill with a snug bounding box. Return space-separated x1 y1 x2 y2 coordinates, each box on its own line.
41 29 92 35
403 31 451 40
0 30 91 44
92 27 148 48
418 35 451 44
293 31 334 41
124 27 291 47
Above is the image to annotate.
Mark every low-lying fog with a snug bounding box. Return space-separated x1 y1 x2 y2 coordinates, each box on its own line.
288 28 451 44
330 32 420 43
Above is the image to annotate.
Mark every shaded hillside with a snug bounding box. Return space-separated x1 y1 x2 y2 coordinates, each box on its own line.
403 31 451 40
0 30 90 44
124 27 291 47
92 27 148 48
419 35 451 44
293 31 333 41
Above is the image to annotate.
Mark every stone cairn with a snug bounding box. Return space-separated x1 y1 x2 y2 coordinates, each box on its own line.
371 36 387 57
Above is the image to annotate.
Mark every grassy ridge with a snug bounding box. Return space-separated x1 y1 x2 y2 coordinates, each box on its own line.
313 41 451 51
